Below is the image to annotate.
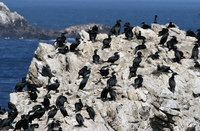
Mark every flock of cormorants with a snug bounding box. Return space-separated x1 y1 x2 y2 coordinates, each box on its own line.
0 15 200 130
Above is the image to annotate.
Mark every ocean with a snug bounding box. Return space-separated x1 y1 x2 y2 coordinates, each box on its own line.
0 0 200 110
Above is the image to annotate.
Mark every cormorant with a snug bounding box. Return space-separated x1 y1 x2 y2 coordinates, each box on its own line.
157 64 173 73
79 72 89 90
191 44 199 62
136 31 146 40
173 46 185 64
109 89 116 101
70 38 81 51
133 51 142 67
0 117 13 129
134 40 146 54
58 46 69 54
0 107 5 115
134 75 143 89
8 102 17 111
167 22 176 28
99 66 109 78
106 52 120 64
32 106 45 120
124 23 133 41
153 15 158 24
28 91 38 102
92 25 98 32
141 22 151 29
78 66 91 78
41 94 50 110
100 87 109 101
159 32 169 45
110 20 122 37
56 95 68 109
93 49 100 64
46 105 58 124
75 99 83 112
88 29 98 43
102 34 111 50
186 30 196 37
158 28 168 37
86 107 95 121
15 77 27 92
60 106 68 117
55 33 66 48
168 72 178 93
46 79 60 94
194 61 200 68
106 72 117 89
128 64 138 79
26 82 39 93
166 36 178 51
76 113 85 127
148 51 159 60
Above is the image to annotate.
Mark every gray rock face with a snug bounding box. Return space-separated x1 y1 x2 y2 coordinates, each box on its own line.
1 21 200 130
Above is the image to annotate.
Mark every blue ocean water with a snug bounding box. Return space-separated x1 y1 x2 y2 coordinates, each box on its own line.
0 0 200 110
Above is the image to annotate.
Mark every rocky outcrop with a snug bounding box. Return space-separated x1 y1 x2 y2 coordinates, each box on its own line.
0 2 110 40
1 23 200 130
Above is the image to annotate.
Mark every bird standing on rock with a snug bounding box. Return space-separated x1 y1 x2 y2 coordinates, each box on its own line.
168 72 178 93
191 44 199 62
153 15 158 24
133 51 142 67
86 106 95 121
93 49 100 64
15 77 27 92
76 113 86 127
106 52 120 64
102 34 112 50
75 99 83 112
46 105 58 124
46 79 60 94
110 20 122 37
134 75 143 89
141 22 151 29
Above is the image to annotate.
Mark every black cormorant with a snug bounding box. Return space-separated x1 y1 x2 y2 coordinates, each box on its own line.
167 22 176 28
136 31 146 40
141 22 151 29
75 99 83 112
173 46 185 64
134 40 146 54
159 32 169 45
110 20 122 37
79 72 89 90
153 15 158 24
76 113 85 127
56 95 68 109
70 38 81 51
191 44 199 62
15 77 27 92
60 106 68 117
46 79 60 94
93 49 100 64
148 51 159 60
106 72 117 89
157 64 173 73
128 64 138 79
134 75 143 89
106 52 120 64
102 34 112 50
86 106 95 121
158 28 168 37
186 30 196 37
46 105 58 124
168 72 178 93
133 51 142 67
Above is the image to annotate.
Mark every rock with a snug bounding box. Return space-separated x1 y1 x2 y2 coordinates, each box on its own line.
159 107 180 116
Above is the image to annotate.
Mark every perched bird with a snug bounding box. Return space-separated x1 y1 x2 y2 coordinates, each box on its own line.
173 46 185 64
128 64 138 79
58 46 69 54
134 75 143 89
167 22 176 28
133 51 142 67
76 113 85 127
194 61 200 68
134 40 146 54
88 29 98 43
166 36 178 51
191 44 199 62
102 34 112 50
46 105 58 124
55 33 66 48
56 95 68 109
109 89 116 101
196 29 200 41
157 64 173 73
168 72 178 93
158 28 168 37
86 106 95 121
110 20 122 36
0 107 6 115
32 106 45 120
79 72 89 90
75 99 83 112
28 91 38 102
46 79 60 94
124 23 133 41
78 66 91 78
136 31 146 40
93 49 100 64
141 22 151 29
159 32 169 45
106 52 120 64
99 66 109 78
28 124 39 131
100 87 109 101
70 38 81 51
106 72 117 89
148 51 159 60
41 94 50 110
59 106 68 117
186 30 196 37
15 77 27 92
153 15 158 24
